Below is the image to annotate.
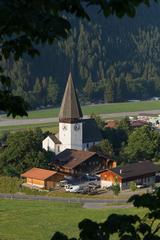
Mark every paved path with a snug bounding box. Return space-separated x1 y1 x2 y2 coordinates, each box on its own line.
0 193 127 205
0 109 160 127
83 203 132 209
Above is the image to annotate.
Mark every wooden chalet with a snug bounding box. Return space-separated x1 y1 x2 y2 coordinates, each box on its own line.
99 160 159 190
50 149 116 176
21 168 64 189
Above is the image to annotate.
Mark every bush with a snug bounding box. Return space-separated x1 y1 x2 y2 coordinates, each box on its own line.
0 176 23 193
129 181 137 191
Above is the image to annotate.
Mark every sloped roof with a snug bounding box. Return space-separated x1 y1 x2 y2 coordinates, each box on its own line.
59 72 83 121
109 161 159 180
21 168 57 180
53 149 96 169
49 134 61 144
82 119 103 143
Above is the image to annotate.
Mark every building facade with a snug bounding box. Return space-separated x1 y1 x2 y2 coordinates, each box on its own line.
99 161 159 190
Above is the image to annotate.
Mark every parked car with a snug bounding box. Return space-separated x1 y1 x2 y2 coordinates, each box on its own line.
65 184 80 193
59 180 68 187
88 182 100 189
64 184 72 192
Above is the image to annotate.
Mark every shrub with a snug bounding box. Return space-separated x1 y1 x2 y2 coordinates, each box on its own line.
129 181 137 191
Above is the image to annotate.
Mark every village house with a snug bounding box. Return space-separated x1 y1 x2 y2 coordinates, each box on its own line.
129 119 148 128
105 120 119 129
42 72 103 155
50 149 116 176
99 161 159 190
137 113 159 123
21 168 64 190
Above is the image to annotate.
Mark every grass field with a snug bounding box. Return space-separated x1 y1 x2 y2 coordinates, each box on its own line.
2 100 160 119
0 199 146 240
25 100 160 119
0 122 58 137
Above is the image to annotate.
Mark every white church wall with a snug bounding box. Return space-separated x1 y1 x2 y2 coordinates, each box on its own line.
59 122 83 151
42 136 56 153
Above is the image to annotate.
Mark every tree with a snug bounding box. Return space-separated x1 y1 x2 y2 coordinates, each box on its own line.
51 187 160 240
90 113 106 131
83 78 94 101
47 76 59 106
118 117 132 136
0 0 157 117
129 181 137 191
123 126 160 162
90 139 113 158
33 77 42 105
111 177 120 196
0 128 51 176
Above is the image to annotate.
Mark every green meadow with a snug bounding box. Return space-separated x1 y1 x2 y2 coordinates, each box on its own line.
0 122 58 137
2 100 160 120
27 100 160 118
0 199 146 240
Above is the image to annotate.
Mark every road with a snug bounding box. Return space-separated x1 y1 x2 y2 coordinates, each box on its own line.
0 193 127 205
0 109 160 127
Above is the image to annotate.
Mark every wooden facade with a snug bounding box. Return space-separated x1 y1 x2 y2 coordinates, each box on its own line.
27 178 44 187
22 168 64 190
99 161 158 190
100 170 122 188
58 156 115 176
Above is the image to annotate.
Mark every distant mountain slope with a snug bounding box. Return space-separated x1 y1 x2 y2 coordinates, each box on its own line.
7 3 160 108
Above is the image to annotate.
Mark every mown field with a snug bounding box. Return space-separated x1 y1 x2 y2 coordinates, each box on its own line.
0 199 146 240
0 122 58 137
2 100 160 119
27 101 160 118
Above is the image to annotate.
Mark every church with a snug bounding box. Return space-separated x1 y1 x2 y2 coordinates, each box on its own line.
42 72 103 155
21 73 115 187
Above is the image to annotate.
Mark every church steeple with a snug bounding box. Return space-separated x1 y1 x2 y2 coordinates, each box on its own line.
59 72 83 123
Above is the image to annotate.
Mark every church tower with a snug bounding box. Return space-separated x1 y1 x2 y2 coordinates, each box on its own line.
59 72 83 151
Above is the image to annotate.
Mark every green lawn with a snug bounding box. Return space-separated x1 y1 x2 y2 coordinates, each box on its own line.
26 101 160 118
0 122 58 137
0 199 146 240
2 100 160 119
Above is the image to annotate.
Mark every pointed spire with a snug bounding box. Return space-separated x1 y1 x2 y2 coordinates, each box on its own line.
59 72 83 123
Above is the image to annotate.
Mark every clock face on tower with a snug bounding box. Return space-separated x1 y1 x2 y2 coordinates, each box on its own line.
74 123 80 131
62 124 67 131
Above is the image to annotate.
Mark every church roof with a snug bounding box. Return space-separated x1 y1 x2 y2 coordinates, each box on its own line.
49 134 61 144
59 72 83 122
82 119 103 143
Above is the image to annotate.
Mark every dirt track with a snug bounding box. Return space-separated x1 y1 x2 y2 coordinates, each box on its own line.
0 109 160 127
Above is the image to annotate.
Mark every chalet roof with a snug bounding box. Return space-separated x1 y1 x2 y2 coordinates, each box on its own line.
105 120 119 129
21 168 57 180
138 113 158 117
130 120 148 127
82 119 103 143
49 134 61 144
59 72 83 121
53 149 96 169
107 161 159 180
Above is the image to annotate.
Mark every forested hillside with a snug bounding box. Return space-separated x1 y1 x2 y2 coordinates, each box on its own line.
3 3 160 109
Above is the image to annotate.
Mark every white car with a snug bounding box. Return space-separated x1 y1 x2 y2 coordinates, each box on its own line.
65 184 80 193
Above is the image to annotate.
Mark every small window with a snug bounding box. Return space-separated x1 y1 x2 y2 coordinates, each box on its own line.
57 146 60 152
